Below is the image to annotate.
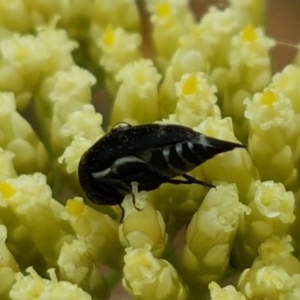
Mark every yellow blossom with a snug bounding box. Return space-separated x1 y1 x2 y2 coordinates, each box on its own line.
216 24 275 140
238 265 300 299
149 0 194 68
230 25 275 71
119 183 168 257
36 25 78 74
0 173 73 266
175 72 221 127
0 0 31 33
253 236 300 276
193 117 258 203
182 184 250 286
0 34 46 109
10 267 92 300
159 7 238 117
270 65 300 121
58 239 109 298
0 92 50 175
209 282 246 300
123 245 188 300
232 180 295 267
60 104 105 139
0 148 16 180
0 224 19 299
49 66 96 104
98 25 141 75
59 135 99 174
245 88 295 130
110 59 161 125
147 177 208 221
245 88 300 190
36 66 96 156
158 48 207 117
62 197 123 268
252 181 295 224
181 7 238 66
0 34 47 68
93 0 139 30
229 0 266 27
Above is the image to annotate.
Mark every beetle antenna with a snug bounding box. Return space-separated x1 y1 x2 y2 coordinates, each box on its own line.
118 204 125 223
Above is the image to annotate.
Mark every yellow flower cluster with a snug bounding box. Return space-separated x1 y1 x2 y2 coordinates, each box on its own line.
0 0 299 299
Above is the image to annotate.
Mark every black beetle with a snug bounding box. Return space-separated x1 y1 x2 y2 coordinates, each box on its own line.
78 123 244 212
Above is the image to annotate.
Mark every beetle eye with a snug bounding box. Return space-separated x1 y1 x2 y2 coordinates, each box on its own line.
111 122 132 132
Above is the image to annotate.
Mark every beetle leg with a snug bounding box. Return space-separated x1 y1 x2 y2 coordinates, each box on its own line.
98 177 142 213
182 174 215 188
119 193 141 223
118 204 125 223
114 180 143 212
166 174 214 188
126 188 142 212
118 202 141 224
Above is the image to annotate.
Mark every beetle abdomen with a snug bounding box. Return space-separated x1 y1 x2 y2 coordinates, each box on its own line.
138 133 244 178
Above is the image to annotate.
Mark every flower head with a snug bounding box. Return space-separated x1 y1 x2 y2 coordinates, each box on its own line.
0 1 299 299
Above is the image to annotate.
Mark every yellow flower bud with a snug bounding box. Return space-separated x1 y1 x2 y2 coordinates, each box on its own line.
270 65 300 124
0 93 50 175
60 104 105 140
253 235 300 276
111 59 161 125
123 245 188 300
0 173 73 265
0 148 16 181
229 0 266 27
36 66 96 157
174 72 221 127
10 267 92 299
93 0 139 30
182 184 249 286
58 239 109 298
119 184 167 257
232 181 295 267
149 0 194 68
209 282 246 300
238 265 300 299
0 225 19 299
63 197 123 268
99 25 141 74
194 117 258 203
245 88 300 190
59 135 99 175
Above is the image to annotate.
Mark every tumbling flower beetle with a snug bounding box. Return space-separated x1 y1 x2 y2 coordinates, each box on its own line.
78 123 245 214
